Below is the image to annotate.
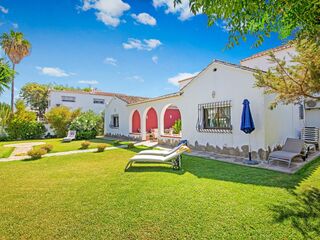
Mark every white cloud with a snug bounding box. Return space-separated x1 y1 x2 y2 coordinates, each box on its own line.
152 55 158 64
78 80 99 85
0 6 8 14
168 71 199 86
123 38 162 51
104 57 117 66
127 75 144 83
81 0 130 27
153 0 194 21
36 66 73 77
12 23 18 29
131 13 156 26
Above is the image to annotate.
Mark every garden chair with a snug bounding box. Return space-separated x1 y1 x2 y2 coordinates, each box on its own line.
268 138 305 167
125 145 191 170
63 130 76 142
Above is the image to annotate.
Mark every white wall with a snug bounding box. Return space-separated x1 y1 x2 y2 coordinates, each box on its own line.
305 109 320 128
241 46 296 71
179 62 266 151
264 94 304 147
48 91 113 114
104 97 130 136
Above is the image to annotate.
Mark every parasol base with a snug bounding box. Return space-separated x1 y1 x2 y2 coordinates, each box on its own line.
243 159 259 165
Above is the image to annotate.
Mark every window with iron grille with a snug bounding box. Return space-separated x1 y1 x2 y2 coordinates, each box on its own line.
61 96 76 102
196 101 232 133
93 98 105 104
110 114 119 128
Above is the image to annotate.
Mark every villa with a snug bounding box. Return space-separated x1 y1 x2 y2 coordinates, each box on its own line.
104 45 320 160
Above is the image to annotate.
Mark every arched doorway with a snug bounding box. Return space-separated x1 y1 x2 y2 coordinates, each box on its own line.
131 110 141 133
163 105 181 136
146 107 158 133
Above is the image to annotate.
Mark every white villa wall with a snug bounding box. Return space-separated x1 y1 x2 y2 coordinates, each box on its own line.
48 91 113 114
179 63 266 152
305 109 320 128
240 46 296 71
264 94 304 147
105 97 130 136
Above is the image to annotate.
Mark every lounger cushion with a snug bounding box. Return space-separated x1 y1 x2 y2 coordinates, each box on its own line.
269 151 301 160
130 155 167 163
137 150 171 156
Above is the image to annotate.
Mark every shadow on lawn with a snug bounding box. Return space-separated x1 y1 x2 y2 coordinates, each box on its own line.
270 187 320 239
125 146 320 189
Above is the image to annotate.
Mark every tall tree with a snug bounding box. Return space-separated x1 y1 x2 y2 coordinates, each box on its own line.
254 39 320 108
20 83 49 118
174 0 320 47
0 58 15 95
0 30 31 111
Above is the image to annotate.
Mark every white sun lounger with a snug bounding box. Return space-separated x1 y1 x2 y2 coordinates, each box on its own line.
125 145 191 170
63 130 77 142
137 140 187 156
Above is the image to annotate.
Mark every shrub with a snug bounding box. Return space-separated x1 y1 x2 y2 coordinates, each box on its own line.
127 143 134 149
69 111 102 140
27 148 47 160
97 143 107 152
40 144 53 152
45 106 80 137
81 141 90 149
113 140 121 145
6 118 46 140
173 119 182 134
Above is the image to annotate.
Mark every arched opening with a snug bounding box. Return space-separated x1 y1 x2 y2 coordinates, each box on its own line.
131 110 141 133
163 105 181 136
146 107 158 133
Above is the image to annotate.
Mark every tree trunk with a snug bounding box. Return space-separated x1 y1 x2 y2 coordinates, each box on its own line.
11 63 15 112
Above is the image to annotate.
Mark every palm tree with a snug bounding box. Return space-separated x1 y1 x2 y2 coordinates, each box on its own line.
0 58 15 94
0 30 31 111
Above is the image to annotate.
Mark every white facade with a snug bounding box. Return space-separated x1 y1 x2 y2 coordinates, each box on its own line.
48 90 114 114
105 60 304 158
240 46 297 71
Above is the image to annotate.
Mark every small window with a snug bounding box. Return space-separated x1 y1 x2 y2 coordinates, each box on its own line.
197 101 232 133
61 96 76 102
93 98 105 104
110 114 119 128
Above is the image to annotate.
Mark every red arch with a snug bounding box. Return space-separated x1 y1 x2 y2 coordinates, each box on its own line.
132 110 141 133
146 108 158 132
164 107 181 129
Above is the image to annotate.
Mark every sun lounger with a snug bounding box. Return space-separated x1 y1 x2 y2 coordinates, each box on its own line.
268 138 305 167
125 145 191 170
137 139 188 156
63 130 76 142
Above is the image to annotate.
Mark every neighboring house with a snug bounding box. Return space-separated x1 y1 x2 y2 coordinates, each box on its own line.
105 55 307 160
48 90 117 114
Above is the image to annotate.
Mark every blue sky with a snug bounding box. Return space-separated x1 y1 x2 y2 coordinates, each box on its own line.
0 0 288 103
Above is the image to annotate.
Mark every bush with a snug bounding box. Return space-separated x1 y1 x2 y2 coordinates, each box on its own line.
114 140 121 145
81 141 90 149
45 106 80 137
127 143 134 149
27 148 47 160
69 111 102 140
97 143 107 152
40 144 53 152
6 119 46 140
173 119 182 134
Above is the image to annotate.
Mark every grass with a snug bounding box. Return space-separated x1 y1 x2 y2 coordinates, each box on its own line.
0 138 133 156
0 146 14 158
0 147 319 239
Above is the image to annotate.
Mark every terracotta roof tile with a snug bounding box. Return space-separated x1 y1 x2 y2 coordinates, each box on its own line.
115 95 150 104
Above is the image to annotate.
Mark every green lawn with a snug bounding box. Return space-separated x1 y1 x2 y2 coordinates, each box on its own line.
0 138 132 156
0 148 319 239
